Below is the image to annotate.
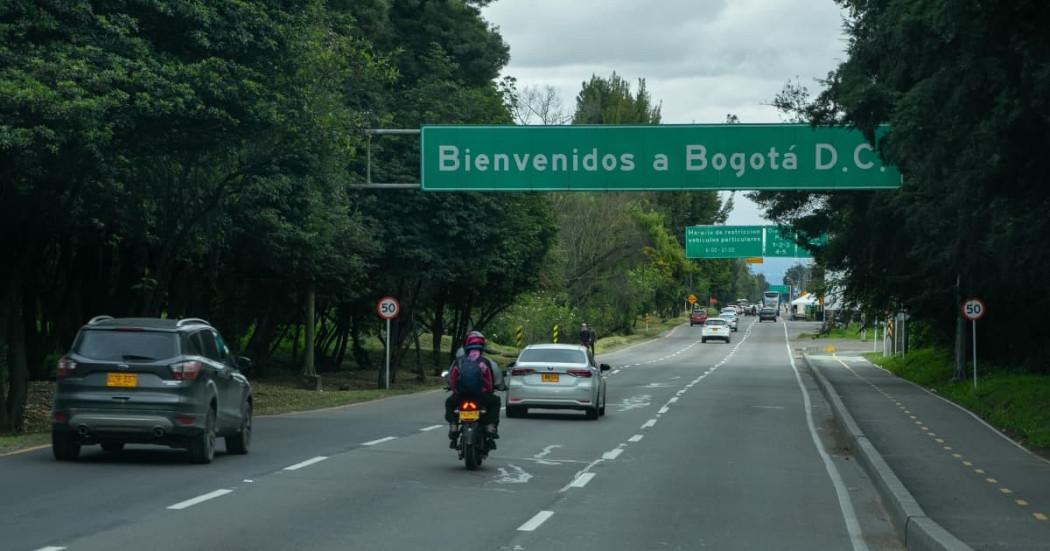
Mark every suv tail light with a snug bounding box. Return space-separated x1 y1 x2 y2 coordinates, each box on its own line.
567 369 593 378
171 360 203 381
57 357 77 378
511 368 534 376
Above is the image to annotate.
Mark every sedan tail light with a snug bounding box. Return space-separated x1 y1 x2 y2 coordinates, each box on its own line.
567 369 593 378
171 360 203 381
511 368 534 376
56 357 77 378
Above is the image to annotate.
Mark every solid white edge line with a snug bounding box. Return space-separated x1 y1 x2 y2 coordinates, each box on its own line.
570 472 597 488
517 510 555 531
420 424 444 432
167 489 234 510
602 448 624 460
629 434 644 442
284 456 328 471
783 323 869 551
362 436 398 446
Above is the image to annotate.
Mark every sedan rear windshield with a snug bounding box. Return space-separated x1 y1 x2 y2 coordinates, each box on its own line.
518 348 588 364
73 329 178 361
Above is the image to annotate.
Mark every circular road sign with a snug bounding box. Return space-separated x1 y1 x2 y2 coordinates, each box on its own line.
961 298 986 321
376 296 400 320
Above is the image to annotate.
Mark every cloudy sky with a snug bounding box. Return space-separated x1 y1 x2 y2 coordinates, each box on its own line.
481 0 848 282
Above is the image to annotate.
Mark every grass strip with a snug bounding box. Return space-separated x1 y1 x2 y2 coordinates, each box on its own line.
866 348 1050 451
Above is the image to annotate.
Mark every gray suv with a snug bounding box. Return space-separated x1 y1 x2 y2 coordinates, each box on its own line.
51 316 253 464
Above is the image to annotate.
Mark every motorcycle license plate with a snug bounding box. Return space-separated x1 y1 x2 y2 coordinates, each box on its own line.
541 373 559 383
106 373 137 388
458 410 480 421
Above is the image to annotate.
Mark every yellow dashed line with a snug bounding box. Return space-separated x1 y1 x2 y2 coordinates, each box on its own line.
1016 499 1029 507
1000 488 1013 495
986 478 998 484
1034 512 1048 521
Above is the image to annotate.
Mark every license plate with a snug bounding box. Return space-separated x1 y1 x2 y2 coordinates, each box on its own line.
541 373 559 383
107 373 137 388
458 410 480 421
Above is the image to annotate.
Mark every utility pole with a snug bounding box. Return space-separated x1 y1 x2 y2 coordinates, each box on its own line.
953 274 965 381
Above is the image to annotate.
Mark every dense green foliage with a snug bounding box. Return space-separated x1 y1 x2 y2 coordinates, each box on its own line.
489 73 762 343
752 0 1050 373
0 0 558 431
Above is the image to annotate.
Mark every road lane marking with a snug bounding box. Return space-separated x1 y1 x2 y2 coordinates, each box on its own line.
35 547 66 551
1000 488 1013 494
668 397 679 403
533 445 563 465
602 448 624 460
167 489 234 510
494 464 533 484
284 456 328 471
518 511 555 531
611 369 621 374
986 478 998 483
420 424 444 432
784 324 870 551
0 444 50 457
629 434 644 442
975 468 986 474
658 406 670 414
642 419 657 429
1034 512 1048 521
362 436 398 446
1016 499 1029 506
962 461 973 466
569 473 597 488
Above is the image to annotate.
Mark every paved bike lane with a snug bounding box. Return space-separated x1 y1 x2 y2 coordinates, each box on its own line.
807 350 1050 550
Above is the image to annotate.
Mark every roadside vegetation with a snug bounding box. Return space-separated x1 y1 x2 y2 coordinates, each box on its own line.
798 323 871 342
866 349 1050 452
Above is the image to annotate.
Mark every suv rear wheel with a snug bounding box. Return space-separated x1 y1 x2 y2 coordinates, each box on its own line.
52 430 81 461
188 407 216 464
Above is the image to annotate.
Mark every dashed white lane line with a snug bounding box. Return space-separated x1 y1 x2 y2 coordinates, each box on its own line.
668 397 679 404
642 418 657 429
611 369 621 375
569 472 597 488
602 448 625 460
35 547 66 551
362 436 398 446
518 510 555 531
420 424 444 432
629 434 644 442
283 456 328 471
167 489 234 510
658 406 670 414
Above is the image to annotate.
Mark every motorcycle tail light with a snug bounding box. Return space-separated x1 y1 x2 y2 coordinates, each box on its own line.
460 401 478 411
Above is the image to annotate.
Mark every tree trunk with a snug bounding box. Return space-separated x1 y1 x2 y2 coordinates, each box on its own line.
350 311 371 371
1 278 29 433
430 297 445 376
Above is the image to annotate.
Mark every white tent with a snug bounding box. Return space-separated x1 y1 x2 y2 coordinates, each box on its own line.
790 294 818 319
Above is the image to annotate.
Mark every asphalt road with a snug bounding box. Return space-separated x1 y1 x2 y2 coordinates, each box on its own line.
1 318 904 551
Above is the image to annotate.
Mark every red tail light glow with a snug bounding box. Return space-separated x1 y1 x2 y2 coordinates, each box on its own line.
57 357 77 378
567 369 593 378
53 412 68 423
171 360 203 381
460 401 478 411
511 368 534 376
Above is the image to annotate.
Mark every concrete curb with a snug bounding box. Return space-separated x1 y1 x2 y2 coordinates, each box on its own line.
803 352 973 551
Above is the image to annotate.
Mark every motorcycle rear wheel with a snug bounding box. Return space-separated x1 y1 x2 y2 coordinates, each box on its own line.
464 442 481 470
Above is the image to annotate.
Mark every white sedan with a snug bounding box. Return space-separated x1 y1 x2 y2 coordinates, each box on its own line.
506 344 610 420
719 312 739 332
701 318 732 343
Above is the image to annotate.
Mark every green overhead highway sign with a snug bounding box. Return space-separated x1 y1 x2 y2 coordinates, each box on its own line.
768 285 789 295
421 124 900 191
685 226 764 259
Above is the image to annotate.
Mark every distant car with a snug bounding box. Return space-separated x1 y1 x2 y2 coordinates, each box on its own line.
701 318 731 343
759 307 778 322
689 309 708 326
506 344 609 420
720 313 739 332
51 316 254 464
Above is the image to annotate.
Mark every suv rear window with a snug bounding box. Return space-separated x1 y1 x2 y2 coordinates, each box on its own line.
74 329 179 361
518 348 588 364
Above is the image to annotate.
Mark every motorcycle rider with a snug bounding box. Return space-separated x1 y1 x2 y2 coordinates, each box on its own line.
579 322 597 357
445 333 501 448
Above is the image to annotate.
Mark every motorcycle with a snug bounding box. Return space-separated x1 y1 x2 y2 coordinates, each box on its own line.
452 398 493 470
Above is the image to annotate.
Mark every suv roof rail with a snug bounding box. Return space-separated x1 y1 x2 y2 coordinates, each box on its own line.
176 317 212 327
88 315 114 325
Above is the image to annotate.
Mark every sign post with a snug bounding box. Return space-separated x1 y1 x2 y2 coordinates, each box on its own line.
376 296 400 390
961 298 986 389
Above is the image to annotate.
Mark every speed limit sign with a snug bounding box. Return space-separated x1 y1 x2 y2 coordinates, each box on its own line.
376 296 400 320
961 298 985 321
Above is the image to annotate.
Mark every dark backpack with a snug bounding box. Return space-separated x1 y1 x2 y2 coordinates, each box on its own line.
455 356 487 395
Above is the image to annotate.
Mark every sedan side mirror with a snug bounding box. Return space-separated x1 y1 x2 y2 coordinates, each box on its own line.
237 356 254 371
600 363 611 372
